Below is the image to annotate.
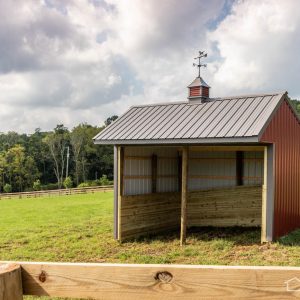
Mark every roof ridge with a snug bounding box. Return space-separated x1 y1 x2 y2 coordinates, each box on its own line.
130 91 287 108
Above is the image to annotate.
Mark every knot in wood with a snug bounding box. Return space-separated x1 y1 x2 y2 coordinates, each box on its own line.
155 271 173 283
39 271 47 283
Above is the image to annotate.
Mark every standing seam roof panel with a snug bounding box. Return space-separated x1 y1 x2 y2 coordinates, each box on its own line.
160 106 194 139
180 101 218 139
152 105 189 139
144 104 182 139
147 105 185 139
113 106 158 140
215 98 254 138
235 96 269 136
226 97 267 137
247 94 282 136
122 105 162 140
187 100 221 138
168 104 206 139
93 92 286 143
206 98 242 138
96 107 140 140
134 105 171 139
224 97 260 137
194 100 232 138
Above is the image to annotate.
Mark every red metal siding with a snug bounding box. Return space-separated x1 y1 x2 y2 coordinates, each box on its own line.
260 99 300 238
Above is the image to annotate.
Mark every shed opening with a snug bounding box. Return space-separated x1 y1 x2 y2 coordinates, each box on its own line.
117 146 265 242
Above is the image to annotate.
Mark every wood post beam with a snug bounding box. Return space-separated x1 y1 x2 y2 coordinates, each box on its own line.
180 146 188 246
0 264 23 300
151 154 157 193
261 146 268 243
117 146 124 241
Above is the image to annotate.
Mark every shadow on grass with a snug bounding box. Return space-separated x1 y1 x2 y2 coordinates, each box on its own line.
125 226 261 246
278 229 300 246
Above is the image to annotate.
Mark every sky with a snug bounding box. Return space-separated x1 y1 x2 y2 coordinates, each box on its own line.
0 0 300 133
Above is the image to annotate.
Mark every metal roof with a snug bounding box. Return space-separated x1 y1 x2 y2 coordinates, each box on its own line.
188 77 210 88
94 92 287 145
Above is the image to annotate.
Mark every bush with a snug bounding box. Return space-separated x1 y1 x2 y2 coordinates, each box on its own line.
40 183 59 191
99 175 112 186
3 183 12 193
89 180 100 187
63 176 73 189
33 179 41 191
78 182 90 188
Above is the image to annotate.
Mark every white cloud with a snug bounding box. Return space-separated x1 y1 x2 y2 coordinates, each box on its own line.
1 0 300 133
210 0 300 98
0 0 225 132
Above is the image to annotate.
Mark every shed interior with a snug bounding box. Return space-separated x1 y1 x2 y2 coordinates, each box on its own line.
118 146 264 241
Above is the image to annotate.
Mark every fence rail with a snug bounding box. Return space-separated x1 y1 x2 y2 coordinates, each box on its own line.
1 261 300 299
0 185 113 200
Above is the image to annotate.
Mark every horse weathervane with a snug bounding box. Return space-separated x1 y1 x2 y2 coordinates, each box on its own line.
193 51 207 78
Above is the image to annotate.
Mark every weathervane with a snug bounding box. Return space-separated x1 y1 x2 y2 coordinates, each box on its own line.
193 51 207 78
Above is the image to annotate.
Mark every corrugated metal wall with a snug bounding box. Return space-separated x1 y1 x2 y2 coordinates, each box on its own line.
243 151 264 186
123 147 178 195
260 100 300 238
188 151 236 190
123 147 263 195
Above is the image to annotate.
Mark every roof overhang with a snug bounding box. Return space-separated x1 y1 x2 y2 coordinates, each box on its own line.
94 136 259 145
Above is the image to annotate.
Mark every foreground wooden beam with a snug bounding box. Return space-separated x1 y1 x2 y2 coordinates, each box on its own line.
180 146 188 246
0 264 23 300
4 261 300 299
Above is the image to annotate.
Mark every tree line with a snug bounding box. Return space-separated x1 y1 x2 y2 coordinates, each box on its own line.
0 116 117 193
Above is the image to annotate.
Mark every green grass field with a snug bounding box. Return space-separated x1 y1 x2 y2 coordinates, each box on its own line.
1 191 300 299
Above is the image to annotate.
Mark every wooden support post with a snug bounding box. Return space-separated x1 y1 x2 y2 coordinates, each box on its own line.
180 146 188 246
0 264 23 300
151 154 157 193
261 146 268 243
117 146 124 241
177 153 182 192
236 151 244 186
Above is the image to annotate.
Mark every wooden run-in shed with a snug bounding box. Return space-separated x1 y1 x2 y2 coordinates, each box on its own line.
94 76 300 244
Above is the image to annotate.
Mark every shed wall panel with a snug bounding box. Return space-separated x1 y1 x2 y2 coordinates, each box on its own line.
123 146 178 195
260 100 300 238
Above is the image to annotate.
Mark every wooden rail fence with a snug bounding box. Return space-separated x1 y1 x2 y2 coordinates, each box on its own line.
0 185 113 200
2 261 300 299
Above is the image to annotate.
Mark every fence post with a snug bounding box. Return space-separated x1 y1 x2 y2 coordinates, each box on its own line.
0 264 23 299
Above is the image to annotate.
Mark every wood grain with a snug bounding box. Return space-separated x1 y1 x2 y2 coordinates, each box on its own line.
120 192 181 240
180 146 188 246
187 186 262 227
0 264 23 300
261 146 268 243
4 261 300 299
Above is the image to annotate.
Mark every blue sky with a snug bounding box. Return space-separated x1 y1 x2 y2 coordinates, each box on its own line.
0 0 299 133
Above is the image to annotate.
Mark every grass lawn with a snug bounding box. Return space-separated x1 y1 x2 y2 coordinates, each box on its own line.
1 191 300 299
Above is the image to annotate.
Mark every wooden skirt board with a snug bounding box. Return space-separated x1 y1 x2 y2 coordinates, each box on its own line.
187 186 262 227
120 192 181 240
119 186 262 241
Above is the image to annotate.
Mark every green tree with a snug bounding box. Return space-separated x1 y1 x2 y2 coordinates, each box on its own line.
3 183 12 193
43 125 69 188
63 176 73 189
33 179 41 191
